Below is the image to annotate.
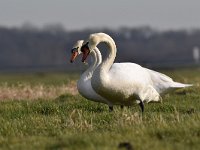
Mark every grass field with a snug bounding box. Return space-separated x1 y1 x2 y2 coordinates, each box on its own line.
0 69 199 150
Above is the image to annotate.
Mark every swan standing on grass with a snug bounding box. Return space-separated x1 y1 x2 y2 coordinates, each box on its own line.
80 33 192 112
70 40 114 110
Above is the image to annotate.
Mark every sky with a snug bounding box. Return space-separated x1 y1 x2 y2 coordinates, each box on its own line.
0 0 200 31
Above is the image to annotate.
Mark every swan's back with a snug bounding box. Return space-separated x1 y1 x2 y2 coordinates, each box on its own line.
107 63 153 93
109 63 151 83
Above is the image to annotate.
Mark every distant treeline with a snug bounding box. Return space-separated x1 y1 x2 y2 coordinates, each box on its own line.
0 25 200 72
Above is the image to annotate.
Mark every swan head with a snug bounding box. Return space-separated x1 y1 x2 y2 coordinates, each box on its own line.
81 34 98 62
70 40 84 63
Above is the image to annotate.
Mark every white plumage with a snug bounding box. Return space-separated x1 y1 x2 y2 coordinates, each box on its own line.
80 33 192 111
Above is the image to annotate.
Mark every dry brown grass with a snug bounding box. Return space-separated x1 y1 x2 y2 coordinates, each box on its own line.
0 81 78 100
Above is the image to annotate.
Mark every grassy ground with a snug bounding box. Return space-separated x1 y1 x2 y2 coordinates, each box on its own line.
0 69 199 150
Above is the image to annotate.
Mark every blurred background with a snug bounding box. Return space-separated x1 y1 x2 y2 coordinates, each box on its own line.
0 0 200 72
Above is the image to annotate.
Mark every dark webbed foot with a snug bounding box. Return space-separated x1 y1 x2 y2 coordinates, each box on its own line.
109 106 113 112
139 101 144 113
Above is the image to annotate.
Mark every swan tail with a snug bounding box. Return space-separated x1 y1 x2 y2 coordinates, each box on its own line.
171 82 193 88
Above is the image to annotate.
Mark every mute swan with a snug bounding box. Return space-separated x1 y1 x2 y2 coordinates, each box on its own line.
70 40 113 110
80 33 192 112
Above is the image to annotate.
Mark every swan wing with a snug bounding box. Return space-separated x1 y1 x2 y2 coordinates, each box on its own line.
108 63 161 103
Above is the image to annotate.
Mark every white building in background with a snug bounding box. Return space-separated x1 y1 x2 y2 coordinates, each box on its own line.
193 46 200 63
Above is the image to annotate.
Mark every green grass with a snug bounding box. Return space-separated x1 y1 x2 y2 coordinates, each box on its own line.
0 72 79 86
0 69 200 150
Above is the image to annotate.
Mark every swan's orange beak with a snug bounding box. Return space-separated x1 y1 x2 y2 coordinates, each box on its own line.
81 48 90 62
70 51 78 63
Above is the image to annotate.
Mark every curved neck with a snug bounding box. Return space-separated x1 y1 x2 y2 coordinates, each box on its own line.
94 47 102 66
88 47 102 71
81 47 101 79
93 33 116 73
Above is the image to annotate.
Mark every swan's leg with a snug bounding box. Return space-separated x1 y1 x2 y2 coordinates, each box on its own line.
138 100 144 113
109 106 113 112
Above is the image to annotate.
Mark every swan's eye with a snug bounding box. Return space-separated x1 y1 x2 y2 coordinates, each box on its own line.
71 47 79 53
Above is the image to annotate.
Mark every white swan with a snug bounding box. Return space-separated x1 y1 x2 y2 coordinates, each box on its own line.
80 33 192 112
70 40 113 110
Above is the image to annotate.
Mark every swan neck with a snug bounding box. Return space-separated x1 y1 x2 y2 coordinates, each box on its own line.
95 47 102 66
98 35 116 72
81 48 99 80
